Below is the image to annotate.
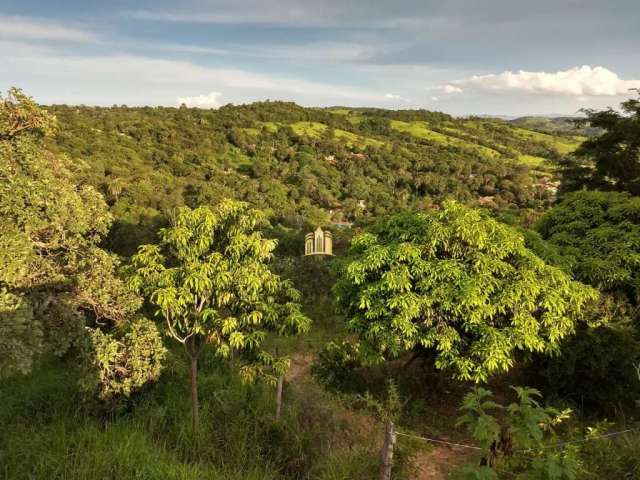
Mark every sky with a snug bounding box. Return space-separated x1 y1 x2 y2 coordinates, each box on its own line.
1 0 639 115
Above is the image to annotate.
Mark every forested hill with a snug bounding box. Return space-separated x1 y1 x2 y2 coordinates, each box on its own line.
46 102 584 254
508 115 600 136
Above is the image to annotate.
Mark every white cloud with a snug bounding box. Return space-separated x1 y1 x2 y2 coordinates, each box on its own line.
383 92 412 103
0 15 97 42
176 92 223 108
431 96 439 101
2 45 389 106
443 84 463 94
449 66 640 96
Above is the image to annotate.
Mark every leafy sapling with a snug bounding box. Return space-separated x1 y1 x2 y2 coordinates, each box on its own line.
130 200 310 431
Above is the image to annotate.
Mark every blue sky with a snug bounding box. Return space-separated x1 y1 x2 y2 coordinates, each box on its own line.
1 0 639 115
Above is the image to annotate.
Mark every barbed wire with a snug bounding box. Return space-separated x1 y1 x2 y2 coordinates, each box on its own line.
514 428 637 453
395 427 638 453
395 431 481 450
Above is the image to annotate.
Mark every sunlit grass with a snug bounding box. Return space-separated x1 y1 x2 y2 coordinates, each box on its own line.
389 120 501 158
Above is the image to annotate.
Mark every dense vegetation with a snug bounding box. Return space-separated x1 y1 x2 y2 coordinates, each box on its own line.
44 101 582 255
2 88 640 479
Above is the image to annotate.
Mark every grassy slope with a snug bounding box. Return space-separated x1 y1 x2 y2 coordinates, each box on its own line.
251 120 384 148
244 109 579 172
389 118 582 172
389 119 501 158
511 126 584 154
0 352 383 480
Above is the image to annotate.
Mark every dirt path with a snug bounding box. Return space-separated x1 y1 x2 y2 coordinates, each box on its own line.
285 351 471 478
412 445 471 479
285 351 314 382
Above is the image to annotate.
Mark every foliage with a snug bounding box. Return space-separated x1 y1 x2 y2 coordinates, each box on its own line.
311 340 365 393
353 379 403 423
0 88 164 398
129 200 311 428
5 86 640 478
525 190 640 410
0 351 385 480
0 288 40 377
41 102 578 254
455 387 577 480
530 301 640 411
560 92 640 195
334 202 597 382
576 424 640 479
80 318 166 399
535 190 640 303
130 200 311 380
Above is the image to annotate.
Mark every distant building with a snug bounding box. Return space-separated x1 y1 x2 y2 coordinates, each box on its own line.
305 226 333 256
478 195 495 206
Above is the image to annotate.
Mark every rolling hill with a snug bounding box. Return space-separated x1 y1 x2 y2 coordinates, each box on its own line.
45 101 581 255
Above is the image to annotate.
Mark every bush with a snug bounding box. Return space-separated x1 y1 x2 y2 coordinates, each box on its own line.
531 322 640 412
80 317 167 400
311 341 366 393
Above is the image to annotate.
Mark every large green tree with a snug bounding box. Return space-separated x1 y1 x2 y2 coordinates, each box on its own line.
561 92 640 195
0 88 165 397
335 202 597 382
528 190 640 409
129 200 310 430
535 190 640 304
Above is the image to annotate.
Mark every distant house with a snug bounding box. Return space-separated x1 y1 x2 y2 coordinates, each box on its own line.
478 196 495 206
534 178 560 195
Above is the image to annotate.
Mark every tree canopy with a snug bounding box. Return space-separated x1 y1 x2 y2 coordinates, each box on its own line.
335 202 598 382
561 92 640 195
535 190 640 304
0 88 165 396
42 102 574 254
129 200 311 428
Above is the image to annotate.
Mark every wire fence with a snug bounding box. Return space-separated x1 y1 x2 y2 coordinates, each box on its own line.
395 431 481 450
395 427 638 453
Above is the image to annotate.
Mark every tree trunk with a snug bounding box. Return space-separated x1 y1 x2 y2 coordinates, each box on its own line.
190 351 200 432
275 374 284 422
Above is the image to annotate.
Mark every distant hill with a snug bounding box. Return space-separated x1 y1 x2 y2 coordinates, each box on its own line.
45 102 582 254
508 115 599 136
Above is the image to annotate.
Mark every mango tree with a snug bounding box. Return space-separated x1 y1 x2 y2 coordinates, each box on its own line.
334 201 597 383
130 201 310 430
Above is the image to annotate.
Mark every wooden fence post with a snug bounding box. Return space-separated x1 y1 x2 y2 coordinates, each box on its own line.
275 374 284 422
379 420 396 480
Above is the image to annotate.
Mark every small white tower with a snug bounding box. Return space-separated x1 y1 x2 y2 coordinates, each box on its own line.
304 226 333 256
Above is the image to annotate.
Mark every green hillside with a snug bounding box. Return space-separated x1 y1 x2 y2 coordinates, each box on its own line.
45 101 578 256
509 115 601 136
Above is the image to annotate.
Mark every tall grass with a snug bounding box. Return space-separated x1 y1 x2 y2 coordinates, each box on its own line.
0 349 380 480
